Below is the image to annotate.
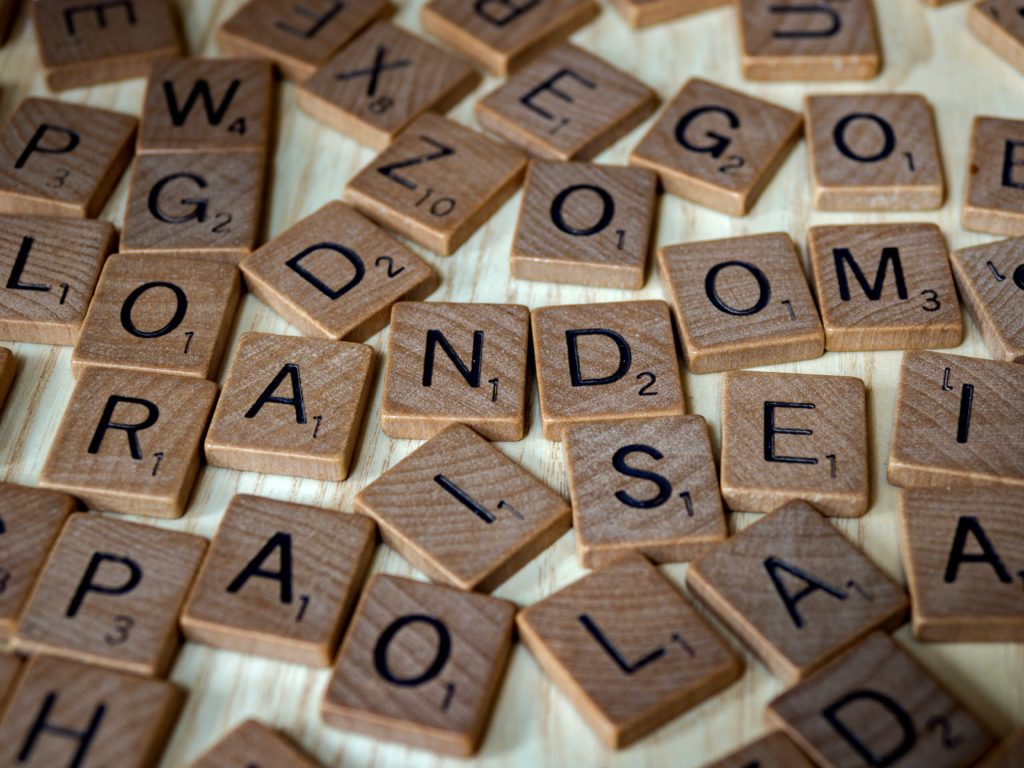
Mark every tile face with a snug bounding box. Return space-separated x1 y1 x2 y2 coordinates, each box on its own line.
0 655 183 768
345 113 527 255
511 161 658 289
355 424 570 592
721 371 868 517
610 0 727 28
72 254 240 381
808 224 962 352
0 216 115 345
321 574 516 756
181 495 376 665
0 652 21 709
475 43 659 161
138 58 274 155
531 300 685 440
630 79 802 216
241 201 437 341
806 94 945 211
39 368 218 517
0 345 15 409
517 554 742 749
888 351 1024 490
217 0 389 82
704 731 816 768
0 99 136 218
297 22 480 150
964 116 1024 237
13 514 206 677
768 634 994 768
563 415 726 568
658 232 824 373
420 0 599 75
951 237 1024 362
687 501 908 684
381 302 531 441
204 333 375 481
32 0 182 91
737 0 882 81
979 727 1024 768
898 487 1024 642
0 483 76 642
970 1 1024 77
193 720 322 768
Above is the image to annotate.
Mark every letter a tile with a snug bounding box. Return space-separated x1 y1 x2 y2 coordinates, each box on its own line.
969 1 1024 78
703 731 816 768
192 720 322 768
964 116 1024 237
951 236 1024 362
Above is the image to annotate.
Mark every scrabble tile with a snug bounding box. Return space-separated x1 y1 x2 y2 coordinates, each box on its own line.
39 368 218 517
0 98 136 219
121 152 265 263
687 500 907 683
721 371 868 516
0 0 19 45
658 232 824 373
888 351 1024 490
192 720 322 768
296 22 480 150
475 43 659 161
321 574 516 756
970 1 1024 77
13 514 206 677
72 254 240 381
0 215 115 345
420 0 599 76
609 0 727 29
979 727 1024 768
240 201 437 341
630 79 802 216
563 415 726 568
0 655 183 768
0 344 15 408
381 302 530 441
964 116 1024 237
204 333 375 481
0 483 75 642
737 0 882 81
531 300 685 441
345 113 527 255
952 237 1024 362
181 495 376 665
218 0 389 82
808 224 962 352
510 161 658 289
0 652 21 710
355 423 570 592
138 58 274 155
517 553 742 749
805 94 945 211
767 634 994 768
32 0 183 91
703 731 816 768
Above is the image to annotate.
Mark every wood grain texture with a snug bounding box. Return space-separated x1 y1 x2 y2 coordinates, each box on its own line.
191 719 323 768
0 650 21 712
951 236 1024 362
608 0 726 29
964 115 1024 236
969 1 1024 77
701 731 814 768
0 344 15 409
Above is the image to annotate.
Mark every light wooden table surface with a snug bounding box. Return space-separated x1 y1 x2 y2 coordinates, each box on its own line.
1 1 1021 766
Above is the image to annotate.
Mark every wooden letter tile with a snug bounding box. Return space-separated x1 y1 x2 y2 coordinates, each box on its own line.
517 553 742 749
805 94 945 210
345 113 527 255
563 415 726 567
13 514 206 677
297 22 480 150
355 423 570 592
964 116 1024 236
951 236 1024 362
0 651 21 711
703 731 816 768
767 633 994 768
0 344 15 409
610 0 727 29
192 720 322 768
39 368 218 517
888 351 1024 489
420 0 598 75
737 0 882 81
658 232 824 373
721 371 868 516
475 43 659 161
979 727 1024 768
0 0 19 45
321 574 516 756
381 301 530 441
0 655 183 768
181 494 375 665
0 98 136 219
531 300 684 440
687 500 907 683
511 161 658 289
240 201 436 341
72 254 240 381
204 333 375 481
970 1 1024 77
630 79 802 216
0 483 75 642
